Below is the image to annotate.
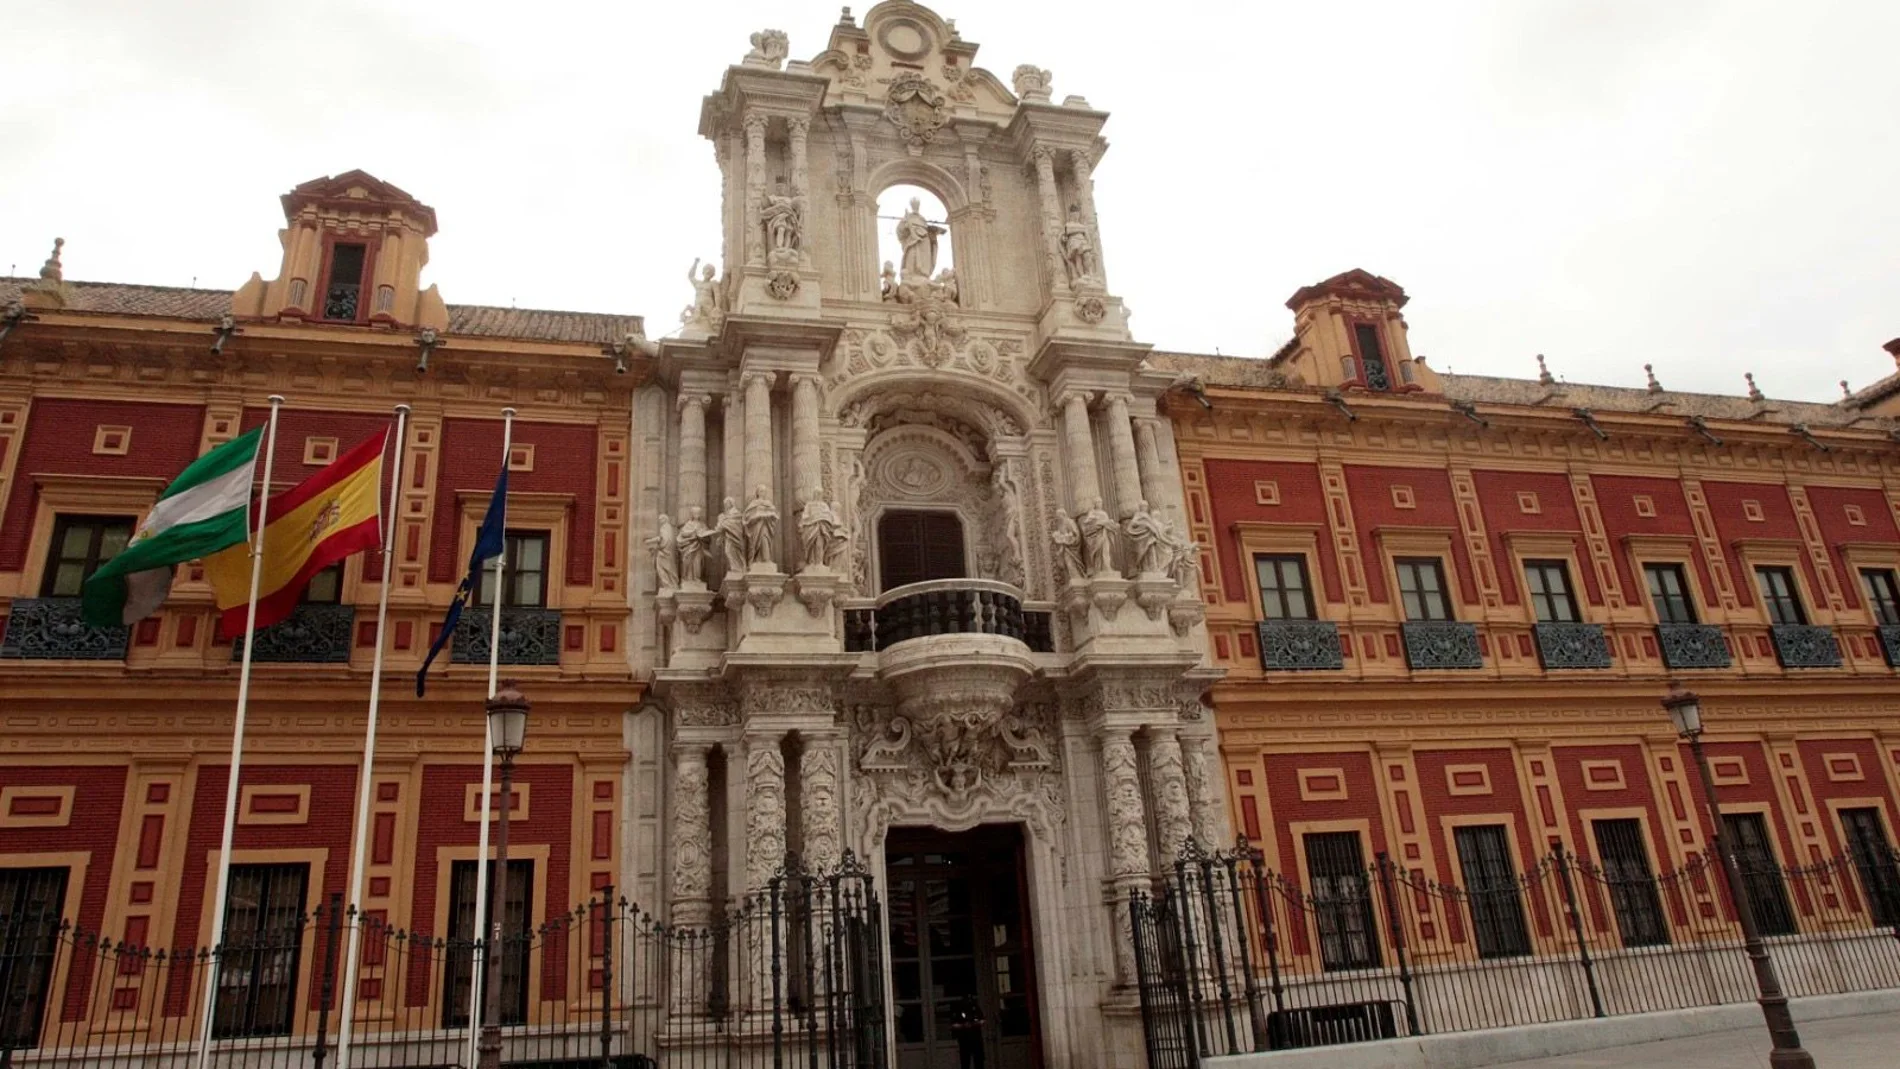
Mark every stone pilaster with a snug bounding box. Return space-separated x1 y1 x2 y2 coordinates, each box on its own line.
1101 727 1150 986
1147 729 1193 862
799 736 842 872
1059 389 1102 510
1069 148 1105 287
670 742 713 923
787 117 810 199
742 371 775 508
723 386 744 507
677 393 710 521
1180 735 1222 852
1032 145 1066 294
744 731 787 892
742 113 767 267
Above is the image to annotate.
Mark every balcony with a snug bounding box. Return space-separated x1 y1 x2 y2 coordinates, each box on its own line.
1881 625 1900 669
871 579 1038 725
1256 620 1343 671
1400 621 1482 670
1656 624 1731 670
846 581 1054 654
1769 624 1841 669
452 607 562 666
233 603 355 664
0 598 129 660
1532 622 1612 669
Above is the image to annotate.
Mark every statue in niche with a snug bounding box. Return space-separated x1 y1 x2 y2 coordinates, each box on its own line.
896 197 943 282
879 261 899 302
1122 501 1169 577
681 259 725 331
798 496 848 573
742 486 780 568
647 513 680 592
715 497 745 576
761 179 805 265
1051 509 1085 585
1078 498 1118 577
675 506 712 588
1062 204 1098 286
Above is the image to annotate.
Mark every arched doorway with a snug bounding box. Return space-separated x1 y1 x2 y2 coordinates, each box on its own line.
877 509 966 591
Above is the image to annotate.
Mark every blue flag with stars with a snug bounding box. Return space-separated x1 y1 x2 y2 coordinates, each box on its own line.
417 467 507 696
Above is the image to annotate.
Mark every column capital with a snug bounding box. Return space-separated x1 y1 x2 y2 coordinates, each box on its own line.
676 392 712 414
788 370 825 391
786 115 810 136
742 111 768 137
1056 387 1095 411
741 369 776 391
1069 147 1094 172
1031 143 1057 167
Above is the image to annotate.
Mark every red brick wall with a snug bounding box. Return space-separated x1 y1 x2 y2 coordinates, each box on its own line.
430 419 597 586
238 407 402 580
0 400 205 572
1261 751 1387 958
1680 740 1799 861
1698 481 1812 610
0 764 126 1024
1414 747 1555 941
1343 466 1475 605
1795 738 1899 856
1589 474 1716 610
1552 744 1671 929
1803 485 1900 611
1202 459 1336 603
1471 470 1599 606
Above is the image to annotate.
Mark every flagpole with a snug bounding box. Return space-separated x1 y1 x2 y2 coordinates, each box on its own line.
194 394 285 1069
335 405 408 1069
467 406 515 1069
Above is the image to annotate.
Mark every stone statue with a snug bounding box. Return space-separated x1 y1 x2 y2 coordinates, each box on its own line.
760 180 805 263
896 197 943 282
989 463 1024 588
1051 508 1085 584
682 258 724 330
647 513 680 592
1062 204 1097 285
676 506 712 588
715 496 745 576
798 496 848 572
744 28 789 69
1169 531 1202 591
742 486 780 568
1122 501 1169 576
934 267 959 305
1078 498 1117 577
879 261 898 302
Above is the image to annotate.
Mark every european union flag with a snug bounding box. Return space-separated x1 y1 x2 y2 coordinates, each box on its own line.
417 468 508 696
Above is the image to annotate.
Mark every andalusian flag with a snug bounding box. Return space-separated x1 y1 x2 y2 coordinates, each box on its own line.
81 427 263 626
204 428 387 633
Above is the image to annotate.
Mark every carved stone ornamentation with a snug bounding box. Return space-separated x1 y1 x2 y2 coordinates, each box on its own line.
681 259 726 332
744 29 790 69
745 741 788 889
800 743 843 871
1101 731 1148 877
675 699 738 727
1012 65 1053 103
672 747 713 901
768 270 801 300
1051 508 1085 585
1078 498 1118 576
743 486 780 568
884 71 950 148
1147 732 1193 860
647 513 680 593
1181 736 1223 850
1074 295 1107 324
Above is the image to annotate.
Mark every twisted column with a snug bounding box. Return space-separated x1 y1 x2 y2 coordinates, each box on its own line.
677 394 710 521
1059 390 1102 511
1104 394 1143 516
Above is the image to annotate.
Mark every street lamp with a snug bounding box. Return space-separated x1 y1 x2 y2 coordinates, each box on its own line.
1661 683 1815 1069
477 681 530 1069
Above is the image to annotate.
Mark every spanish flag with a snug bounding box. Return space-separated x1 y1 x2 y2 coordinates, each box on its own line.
205 428 387 634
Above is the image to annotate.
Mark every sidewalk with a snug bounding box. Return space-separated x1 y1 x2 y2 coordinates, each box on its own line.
1483 1011 1899 1068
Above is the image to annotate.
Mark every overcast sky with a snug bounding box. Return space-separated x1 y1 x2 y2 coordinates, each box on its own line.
4 0 1896 401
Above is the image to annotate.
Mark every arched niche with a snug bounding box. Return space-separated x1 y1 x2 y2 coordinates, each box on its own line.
864 157 975 301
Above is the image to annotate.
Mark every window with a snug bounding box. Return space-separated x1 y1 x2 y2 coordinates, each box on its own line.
1721 813 1797 937
1453 825 1531 958
877 510 966 591
303 562 344 605
443 859 533 1028
322 243 367 322
1754 566 1806 626
1395 557 1454 621
213 863 308 1038
1645 563 1698 625
1353 323 1391 391
1523 559 1580 623
40 515 134 597
1860 569 1900 627
477 531 550 608
1254 555 1315 621
1840 808 1900 928
0 868 69 1048
1591 820 1668 948
1303 832 1380 971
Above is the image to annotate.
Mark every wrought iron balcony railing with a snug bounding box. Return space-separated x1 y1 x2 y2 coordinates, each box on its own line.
0 597 130 660
1400 620 1483 670
323 282 360 321
1770 624 1841 669
1879 625 1900 669
1655 623 1731 669
233 603 356 664
844 579 1053 654
452 607 562 666
1532 622 1613 669
1256 619 1344 670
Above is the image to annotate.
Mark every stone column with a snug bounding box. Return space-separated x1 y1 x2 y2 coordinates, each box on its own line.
1058 390 1102 511
1181 735 1223 851
1147 729 1193 861
677 393 711 520
742 371 775 510
1104 394 1144 516
743 113 767 266
744 731 787 892
1102 727 1151 986
723 387 744 508
669 742 713 1015
1031 145 1066 293
1133 418 1168 522
1151 415 1190 531
799 737 842 872
1069 148 1105 287
787 117 810 196
789 373 823 505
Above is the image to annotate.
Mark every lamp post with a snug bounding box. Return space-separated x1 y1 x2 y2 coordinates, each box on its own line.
477 681 530 1069
1662 683 1815 1069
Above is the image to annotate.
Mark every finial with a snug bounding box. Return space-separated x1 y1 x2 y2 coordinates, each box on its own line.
1644 364 1662 393
1884 338 1900 369
1841 380 1853 399
1745 372 1764 402
1535 353 1554 386
839 6 853 25
38 238 64 283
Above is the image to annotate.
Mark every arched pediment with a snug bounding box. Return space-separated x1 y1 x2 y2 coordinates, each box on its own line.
865 158 971 213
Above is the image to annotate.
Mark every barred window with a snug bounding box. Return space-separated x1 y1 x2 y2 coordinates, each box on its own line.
443 859 534 1028
1590 819 1668 947
213 864 308 1038
1840 808 1900 928
1302 832 1380 971
1721 812 1797 936
0 867 69 1048
1453 825 1531 958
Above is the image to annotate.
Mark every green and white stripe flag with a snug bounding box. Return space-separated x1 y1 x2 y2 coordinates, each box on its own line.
82 426 262 627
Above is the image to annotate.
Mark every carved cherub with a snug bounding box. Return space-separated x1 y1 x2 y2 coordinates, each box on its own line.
879 261 899 302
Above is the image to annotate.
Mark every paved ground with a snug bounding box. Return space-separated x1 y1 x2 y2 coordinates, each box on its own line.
1484 1011 1898 1068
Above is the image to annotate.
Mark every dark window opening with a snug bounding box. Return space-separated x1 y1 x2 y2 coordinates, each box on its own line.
1395 557 1454 621
1860 569 1900 627
213 863 308 1038
302 562 344 605
1645 563 1698 624
1754 566 1807 626
443 859 533 1028
1721 812 1797 937
877 510 965 591
477 530 550 608
1303 832 1380 970
1523 559 1580 623
0 867 70 1049
40 515 135 597
1353 323 1392 391
323 243 367 322
1840 807 1900 928
1254 554 1315 621
1591 819 1669 947
1453 825 1531 958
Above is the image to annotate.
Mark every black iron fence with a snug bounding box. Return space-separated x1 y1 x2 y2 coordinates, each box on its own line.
0 856 885 1069
1131 839 1900 1068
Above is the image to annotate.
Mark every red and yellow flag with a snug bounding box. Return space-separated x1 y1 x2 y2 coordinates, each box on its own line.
206 429 387 633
